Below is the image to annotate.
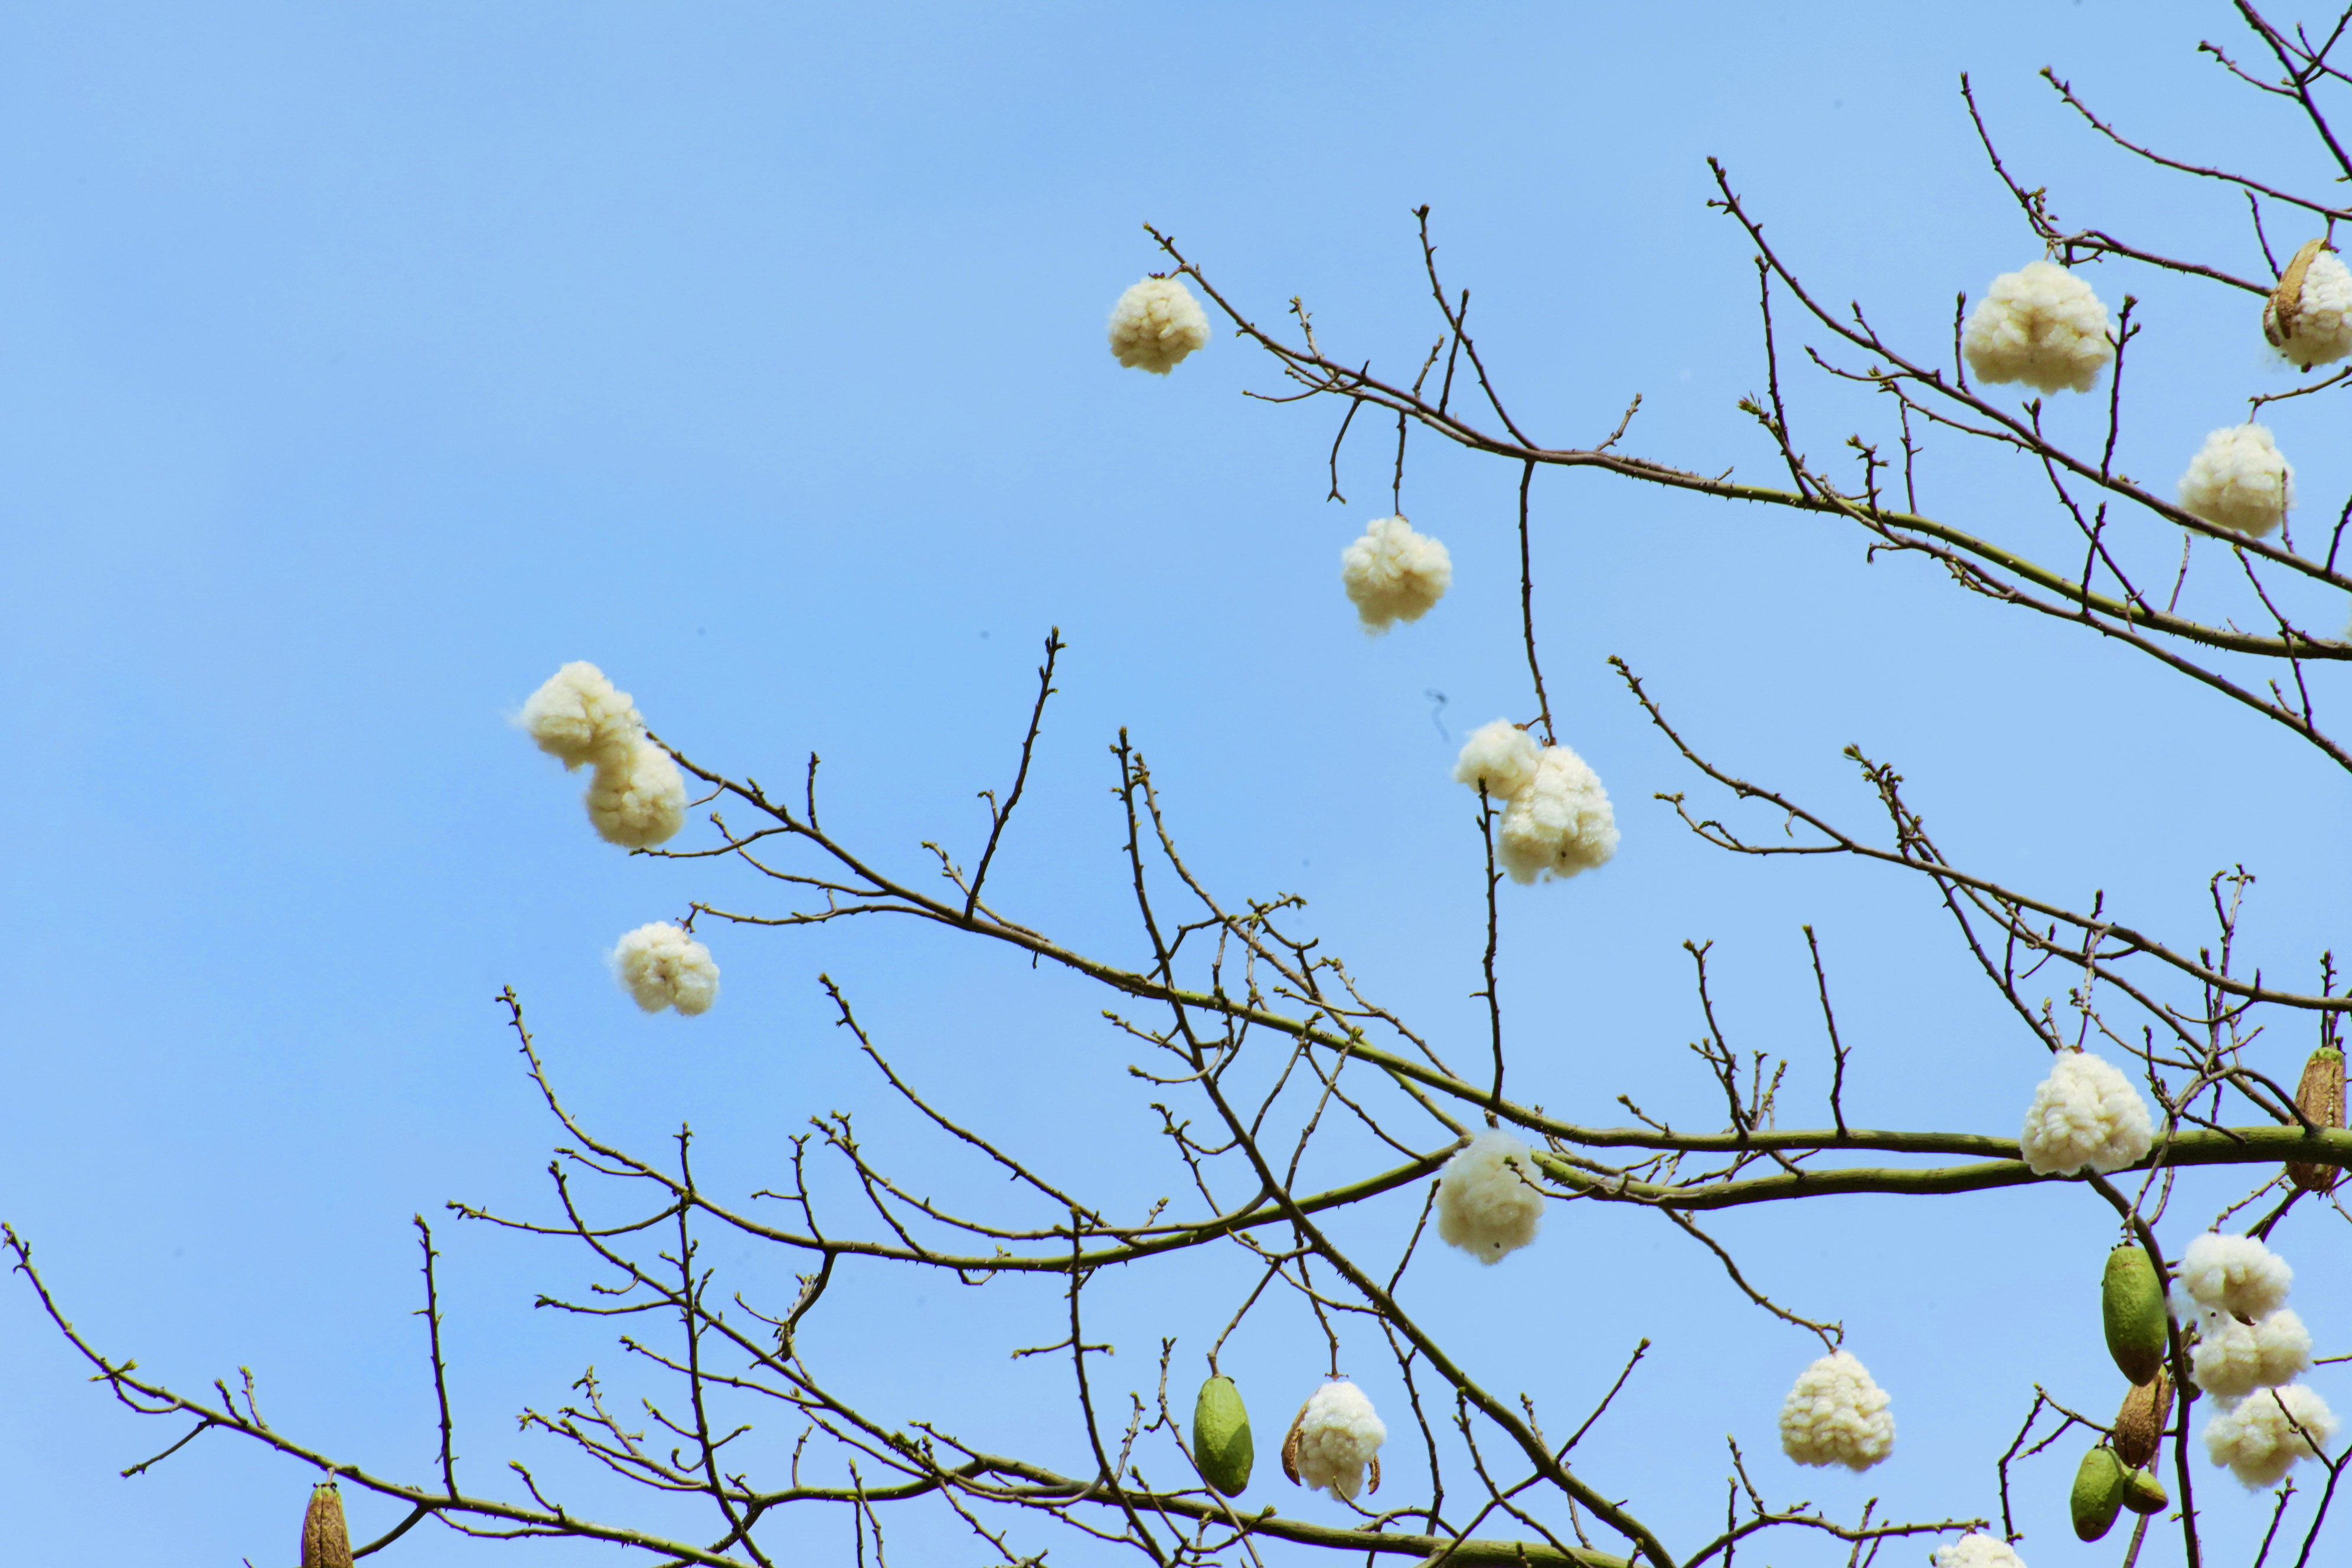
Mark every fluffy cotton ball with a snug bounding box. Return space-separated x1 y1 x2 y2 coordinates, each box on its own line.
520 661 642 770
1340 515 1452 632
2203 1384 2337 1488
1962 260 2115 393
1496 746 1618 884
2177 424 2292 538
611 922 720 1016
1286 1381 1386 1501
2180 1232 2294 1319
1435 1130 1545 1264
1932 1534 2028 1568
587 739 688 849
1452 720 1543 801
2264 245 2352 370
1779 1350 1895 1471
1107 275 1210 374
2191 1308 2312 1400
2018 1051 2153 1175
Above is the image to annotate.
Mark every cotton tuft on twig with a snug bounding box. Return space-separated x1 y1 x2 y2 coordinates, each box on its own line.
2018 1050 2153 1175
2177 424 2292 538
2178 1232 2294 1320
1340 515 1452 631
1281 1381 1386 1501
587 739 688 849
2263 240 2352 370
1496 746 1618 884
2202 1383 2337 1488
1932 1534 2027 1568
1453 720 1543 802
1108 275 1210 374
1961 260 2114 393
2189 1307 2311 1400
1778 1350 1895 1471
520 661 642 770
1435 1130 1544 1264
611 922 720 1016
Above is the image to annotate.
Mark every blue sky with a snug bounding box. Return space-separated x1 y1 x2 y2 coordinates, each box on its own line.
2 2 2346 1563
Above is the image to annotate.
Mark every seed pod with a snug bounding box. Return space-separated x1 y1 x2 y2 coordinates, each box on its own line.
1192 1374 1255 1497
2071 1445 2126 1543
2264 239 2329 357
2122 1466 2169 1516
2103 1243 2169 1386
2113 1368 2173 1471
2288 1046 2344 1194
301 1482 354 1568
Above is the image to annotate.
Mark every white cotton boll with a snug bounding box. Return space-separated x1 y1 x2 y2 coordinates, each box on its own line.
1452 720 1543 801
1340 515 1452 632
2191 1308 2312 1400
1287 1381 1387 1501
2017 1051 2153 1175
1495 746 1618 884
1932 1534 2028 1568
1962 260 2115 393
2180 1232 2294 1319
1435 1131 1545 1264
2265 247 2352 370
1107 275 1210 374
610 923 720 1016
2203 1383 2337 1487
1778 1350 1895 1471
2177 424 2292 538
587 739 688 849
520 661 642 770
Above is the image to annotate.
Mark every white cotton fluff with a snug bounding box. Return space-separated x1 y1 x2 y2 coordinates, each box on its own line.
1495 746 1618 884
1435 1130 1544 1264
1340 515 1452 632
1778 1350 1895 1471
1289 1381 1387 1501
2265 246 2352 370
2018 1051 2153 1175
1932 1534 2027 1568
2180 1232 2294 1320
2190 1308 2312 1400
1452 720 1543 801
520 661 642 770
1961 261 2115 394
1107 275 1210 374
2203 1384 2338 1488
2177 424 2292 538
587 739 688 849
611 922 720 1016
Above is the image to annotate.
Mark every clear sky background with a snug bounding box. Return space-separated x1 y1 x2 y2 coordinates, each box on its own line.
3 2 2347 1564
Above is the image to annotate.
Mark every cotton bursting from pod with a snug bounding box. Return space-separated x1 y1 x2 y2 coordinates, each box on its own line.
1434 1129 1544 1264
611 922 720 1017
2188 1307 2311 1400
2070 1445 2126 1543
300 1482 354 1568
2178 1232 2292 1320
2263 239 2352 371
2020 1051 2153 1175
1107 275 1210 374
1932 1533 2028 1568
2113 1368 2173 1471
2102 1244 2169 1386
1339 515 1451 632
2177 424 2293 539
518 661 688 850
1778 1350 1894 1471
1282 1381 1386 1501
1961 260 2115 393
2203 1383 2338 1488
1191 1374 1255 1497
2288 1046 2344 1194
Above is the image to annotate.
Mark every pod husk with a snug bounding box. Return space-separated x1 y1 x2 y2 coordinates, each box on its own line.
2288 1046 2344 1194
302 1482 354 1568
2113 1368 2173 1471
2264 239 2330 365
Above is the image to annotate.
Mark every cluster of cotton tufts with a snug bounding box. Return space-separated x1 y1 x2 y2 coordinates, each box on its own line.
1961 260 2115 393
1108 275 1210 374
2018 1050 2154 1175
518 662 688 849
1932 1534 2028 1568
2189 1307 2312 1400
1435 1130 1545 1264
2179 1232 2294 1319
1452 720 1543 801
611 923 720 1017
1778 1350 1895 1471
2263 241 2352 370
1285 1381 1386 1501
2203 1384 2339 1488
1451 724 1618 884
2177 424 2293 538
1339 515 1452 632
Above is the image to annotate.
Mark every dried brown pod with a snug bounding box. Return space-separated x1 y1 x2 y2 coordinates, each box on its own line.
2288 1046 2344 1194
301 1481 354 1568
2113 1368 2173 1471
2263 238 2329 358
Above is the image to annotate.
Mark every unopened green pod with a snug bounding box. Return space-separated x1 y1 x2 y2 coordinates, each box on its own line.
2072 1446 2126 1543
2102 1244 2168 1386
2122 1466 2168 1516
1193 1374 1255 1496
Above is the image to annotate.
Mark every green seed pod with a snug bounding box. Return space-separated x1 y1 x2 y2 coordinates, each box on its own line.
2102 1244 2168 1387
2122 1466 2169 1516
1193 1374 1255 1497
301 1482 354 1568
2071 1446 2126 1543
